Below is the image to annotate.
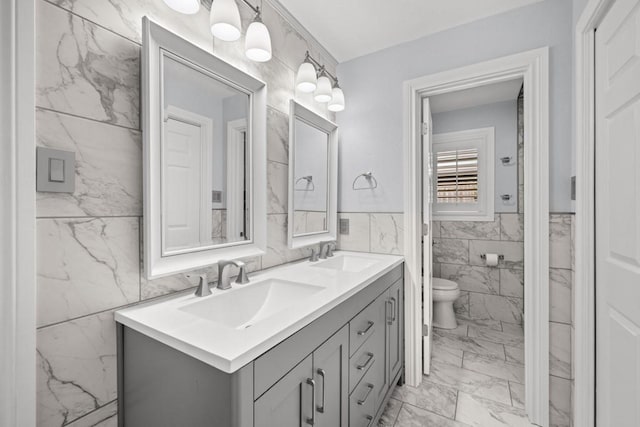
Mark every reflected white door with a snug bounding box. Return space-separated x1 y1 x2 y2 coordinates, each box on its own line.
595 0 640 425
163 115 211 251
422 97 433 374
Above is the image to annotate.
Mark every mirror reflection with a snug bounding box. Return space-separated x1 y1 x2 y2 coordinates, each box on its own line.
292 119 329 235
162 53 250 254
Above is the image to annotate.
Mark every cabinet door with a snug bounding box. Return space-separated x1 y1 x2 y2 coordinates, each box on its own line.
254 355 314 427
313 325 348 427
369 292 389 408
387 280 403 382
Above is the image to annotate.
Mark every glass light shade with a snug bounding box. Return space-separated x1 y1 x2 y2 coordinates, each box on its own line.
245 20 272 62
314 75 333 103
162 0 200 14
210 0 242 41
328 87 345 112
296 62 317 93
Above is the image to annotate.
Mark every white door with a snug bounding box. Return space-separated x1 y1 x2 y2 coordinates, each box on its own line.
163 116 211 251
595 0 640 425
422 97 434 374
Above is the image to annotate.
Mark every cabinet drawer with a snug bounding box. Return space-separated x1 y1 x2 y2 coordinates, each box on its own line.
349 336 377 393
349 364 377 427
349 299 380 356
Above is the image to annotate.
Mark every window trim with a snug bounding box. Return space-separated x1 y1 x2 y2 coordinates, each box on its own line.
432 127 495 221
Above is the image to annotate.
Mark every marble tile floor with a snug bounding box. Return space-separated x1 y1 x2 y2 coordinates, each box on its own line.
380 319 538 427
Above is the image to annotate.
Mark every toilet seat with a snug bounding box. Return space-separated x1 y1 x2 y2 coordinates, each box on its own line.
433 277 458 291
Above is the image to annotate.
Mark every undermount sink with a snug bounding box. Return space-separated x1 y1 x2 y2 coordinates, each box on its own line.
311 255 380 273
178 279 324 330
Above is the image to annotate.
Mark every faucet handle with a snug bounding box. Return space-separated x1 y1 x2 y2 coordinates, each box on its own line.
187 274 211 297
309 247 319 262
326 242 336 257
234 260 250 284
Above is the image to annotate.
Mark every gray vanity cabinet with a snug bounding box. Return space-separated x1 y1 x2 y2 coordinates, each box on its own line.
254 355 313 427
117 264 404 427
255 325 349 427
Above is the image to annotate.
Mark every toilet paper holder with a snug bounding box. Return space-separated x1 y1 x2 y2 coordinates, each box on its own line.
480 254 504 261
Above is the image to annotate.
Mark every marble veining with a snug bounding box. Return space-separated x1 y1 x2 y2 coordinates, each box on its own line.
499 214 524 242
337 213 371 252
37 311 117 427
36 109 142 217
440 264 500 295
549 214 572 269
455 392 535 427
37 217 140 327
391 378 458 419
550 268 572 324
37 1 140 129
550 322 572 379
433 238 469 265
370 213 404 255
267 161 288 214
440 215 500 240
66 400 117 427
267 107 289 164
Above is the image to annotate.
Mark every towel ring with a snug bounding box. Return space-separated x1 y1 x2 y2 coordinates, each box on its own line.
295 175 315 191
352 172 378 190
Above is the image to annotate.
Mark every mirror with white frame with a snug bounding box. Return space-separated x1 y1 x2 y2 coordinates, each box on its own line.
288 101 338 248
143 18 267 279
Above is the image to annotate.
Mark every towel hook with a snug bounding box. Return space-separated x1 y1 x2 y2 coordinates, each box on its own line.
295 175 315 191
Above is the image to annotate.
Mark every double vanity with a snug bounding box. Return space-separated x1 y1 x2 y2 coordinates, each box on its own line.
116 252 404 426
120 18 405 427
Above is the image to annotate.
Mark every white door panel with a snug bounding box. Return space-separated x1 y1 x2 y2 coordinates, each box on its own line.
596 0 640 424
164 118 203 250
422 97 433 375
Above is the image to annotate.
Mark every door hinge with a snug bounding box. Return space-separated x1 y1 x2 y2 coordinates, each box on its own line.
421 122 429 135
423 324 429 336
422 223 429 236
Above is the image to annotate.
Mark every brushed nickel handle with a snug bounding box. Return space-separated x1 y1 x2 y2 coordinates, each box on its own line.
391 297 397 322
306 378 316 425
356 352 374 371
357 320 374 336
386 300 393 325
316 368 326 413
357 383 375 405
365 414 374 427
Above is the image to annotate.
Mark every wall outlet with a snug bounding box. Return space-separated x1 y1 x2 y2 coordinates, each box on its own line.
339 218 350 235
212 190 222 203
571 176 576 201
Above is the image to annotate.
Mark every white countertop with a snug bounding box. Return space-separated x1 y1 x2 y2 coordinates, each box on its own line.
115 251 404 373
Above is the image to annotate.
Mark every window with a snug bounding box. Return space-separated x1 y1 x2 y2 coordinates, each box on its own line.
432 127 494 221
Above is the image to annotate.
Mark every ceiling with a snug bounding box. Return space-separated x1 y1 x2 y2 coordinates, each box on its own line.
429 78 523 114
277 0 544 62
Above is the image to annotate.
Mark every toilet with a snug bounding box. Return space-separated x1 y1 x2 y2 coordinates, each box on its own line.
432 278 461 329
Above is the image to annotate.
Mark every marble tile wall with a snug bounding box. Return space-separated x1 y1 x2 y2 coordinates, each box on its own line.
35 0 337 425
433 214 525 325
336 212 404 255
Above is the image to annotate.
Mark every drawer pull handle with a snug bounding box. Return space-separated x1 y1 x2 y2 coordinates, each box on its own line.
316 368 326 413
386 300 393 325
365 414 374 427
357 321 374 336
306 378 316 425
391 297 397 322
356 352 374 371
357 383 375 405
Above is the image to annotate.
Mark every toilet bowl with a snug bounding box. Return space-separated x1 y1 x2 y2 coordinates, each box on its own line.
432 278 460 329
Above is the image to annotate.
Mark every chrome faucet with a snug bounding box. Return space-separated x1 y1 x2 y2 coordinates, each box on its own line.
217 260 250 290
187 274 211 297
319 241 336 259
309 247 319 262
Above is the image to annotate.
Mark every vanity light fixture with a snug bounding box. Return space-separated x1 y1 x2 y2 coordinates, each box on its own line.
245 6 272 62
296 51 346 111
165 0 272 62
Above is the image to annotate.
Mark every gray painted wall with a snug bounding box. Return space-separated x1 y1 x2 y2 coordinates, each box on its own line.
336 0 573 213
432 100 518 213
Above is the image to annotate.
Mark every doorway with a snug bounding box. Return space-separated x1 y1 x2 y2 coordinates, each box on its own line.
403 47 550 425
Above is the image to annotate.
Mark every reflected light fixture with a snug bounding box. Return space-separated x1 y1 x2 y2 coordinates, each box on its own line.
162 0 200 14
245 7 272 62
295 51 346 111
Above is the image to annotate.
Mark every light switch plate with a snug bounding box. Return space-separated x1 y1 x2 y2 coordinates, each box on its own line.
37 147 75 193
